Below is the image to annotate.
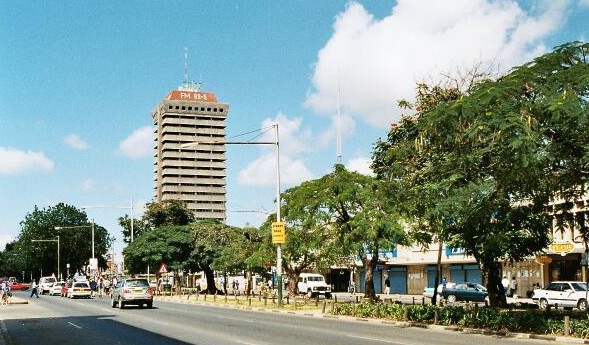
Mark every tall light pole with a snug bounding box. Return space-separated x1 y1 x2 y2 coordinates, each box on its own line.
181 124 283 306
81 202 134 242
32 236 60 280
55 221 95 261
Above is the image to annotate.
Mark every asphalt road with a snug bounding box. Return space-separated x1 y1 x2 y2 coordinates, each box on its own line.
0 291 556 345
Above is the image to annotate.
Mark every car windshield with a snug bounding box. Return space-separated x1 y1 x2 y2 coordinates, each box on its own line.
307 276 324 282
570 282 588 291
74 283 88 288
125 279 149 288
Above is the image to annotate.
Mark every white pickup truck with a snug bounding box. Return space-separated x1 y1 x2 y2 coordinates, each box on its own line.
297 273 331 299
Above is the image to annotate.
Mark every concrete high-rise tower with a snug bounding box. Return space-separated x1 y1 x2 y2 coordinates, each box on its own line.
152 81 229 221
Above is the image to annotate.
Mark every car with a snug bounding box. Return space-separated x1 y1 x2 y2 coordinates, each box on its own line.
39 276 57 295
423 282 457 298
8 281 30 291
297 273 332 299
67 281 92 299
531 281 588 310
438 282 488 303
111 278 154 309
50 281 65 296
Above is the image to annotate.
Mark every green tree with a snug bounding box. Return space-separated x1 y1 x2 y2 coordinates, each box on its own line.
142 199 195 228
16 203 111 279
372 41 589 307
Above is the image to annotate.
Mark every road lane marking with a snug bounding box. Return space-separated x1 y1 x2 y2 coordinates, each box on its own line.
236 341 259 345
216 316 254 323
346 334 403 344
67 322 82 329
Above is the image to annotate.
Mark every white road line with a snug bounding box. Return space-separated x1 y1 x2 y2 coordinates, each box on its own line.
346 334 403 344
236 341 259 345
216 315 254 323
67 322 82 329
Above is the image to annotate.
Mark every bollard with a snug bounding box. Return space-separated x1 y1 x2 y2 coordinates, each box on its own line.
331 299 335 313
421 297 425 305
322 300 327 314
315 296 319 307
286 296 289 305
434 307 439 325
564 316 570 337
352 301 356 317
214 293 217 302
294 297 297 310
375 304 380 318
204 294 207 301
248 297 252 307
264 296 267 306
403 305 409 322
412 296 415 305
224 294 227 303
334 295 338 303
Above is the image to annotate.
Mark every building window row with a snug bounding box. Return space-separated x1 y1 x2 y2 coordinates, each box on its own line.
168 105 225 113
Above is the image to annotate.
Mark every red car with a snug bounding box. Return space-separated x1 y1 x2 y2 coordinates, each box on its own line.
9 281 29 291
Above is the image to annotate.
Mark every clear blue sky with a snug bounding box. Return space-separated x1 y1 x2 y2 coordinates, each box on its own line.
2 0 588 254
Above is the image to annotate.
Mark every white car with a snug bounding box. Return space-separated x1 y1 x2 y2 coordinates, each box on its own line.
50 281 65 296
38 276 57 295
68 281 92 299
297 273 331 299
532 281 588 310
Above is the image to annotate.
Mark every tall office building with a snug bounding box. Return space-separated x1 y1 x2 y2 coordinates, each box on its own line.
152 82 229 221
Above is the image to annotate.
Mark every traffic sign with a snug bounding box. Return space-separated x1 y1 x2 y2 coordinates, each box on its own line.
158 263 169 274
272 222 285 244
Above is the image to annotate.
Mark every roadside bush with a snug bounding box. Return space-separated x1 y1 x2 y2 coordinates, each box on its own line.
330 301 589 339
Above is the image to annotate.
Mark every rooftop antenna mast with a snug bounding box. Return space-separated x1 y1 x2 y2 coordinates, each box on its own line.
184 46 189 84
181 47 201 91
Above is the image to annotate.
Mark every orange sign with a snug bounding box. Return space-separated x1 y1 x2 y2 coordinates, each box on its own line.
548 240 575 255
166 90 217 103
535 255 552 265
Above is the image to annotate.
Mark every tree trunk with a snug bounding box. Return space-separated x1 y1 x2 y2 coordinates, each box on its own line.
362 251 378 301
203 265 221 294
482 258 507 307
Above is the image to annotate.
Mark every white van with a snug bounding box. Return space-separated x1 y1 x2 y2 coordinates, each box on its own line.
39 276 57 295
297 273 331 299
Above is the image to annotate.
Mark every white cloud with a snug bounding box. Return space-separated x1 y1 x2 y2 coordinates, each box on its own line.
0 234 12 251
238 113 315 188
346 156 374 176
64 134 88 150
118 126 153 159
305 0 566 129
81 178 95 191
0 147 54 175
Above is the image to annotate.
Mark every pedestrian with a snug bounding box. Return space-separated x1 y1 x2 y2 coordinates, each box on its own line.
441 276 447 290
1 281 10 305
30 280 39 298
90 280 97 297
510 276 518 297
501 276 509 296
384 278 390 294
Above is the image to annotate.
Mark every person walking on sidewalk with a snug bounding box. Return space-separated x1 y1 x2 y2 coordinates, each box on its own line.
30 280 39 298
384 278 390 294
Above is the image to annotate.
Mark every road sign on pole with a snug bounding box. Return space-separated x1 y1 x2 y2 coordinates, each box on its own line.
272 222 285 244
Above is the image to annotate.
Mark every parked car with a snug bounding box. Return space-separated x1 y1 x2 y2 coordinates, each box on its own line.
423 282 457 298
50 281 65 296
439 282 488 303
532 281 588 310
111 278 153 309
38 276 57 295
67 281 92 299
8 281 30 291
297 273 332 299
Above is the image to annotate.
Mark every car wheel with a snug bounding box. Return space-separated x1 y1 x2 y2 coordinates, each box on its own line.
446 295 457 303
539 298 549 309
147 302 153 309
111 298 117 308
578 299 587 311
118 297 124 309
306 290 313 299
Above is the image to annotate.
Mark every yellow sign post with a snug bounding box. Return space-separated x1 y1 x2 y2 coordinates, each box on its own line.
272 222 285 244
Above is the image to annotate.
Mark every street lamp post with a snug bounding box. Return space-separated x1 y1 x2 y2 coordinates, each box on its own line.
55 222 95 271
31 236 60 280
81 202 134 242
181 124 283 306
